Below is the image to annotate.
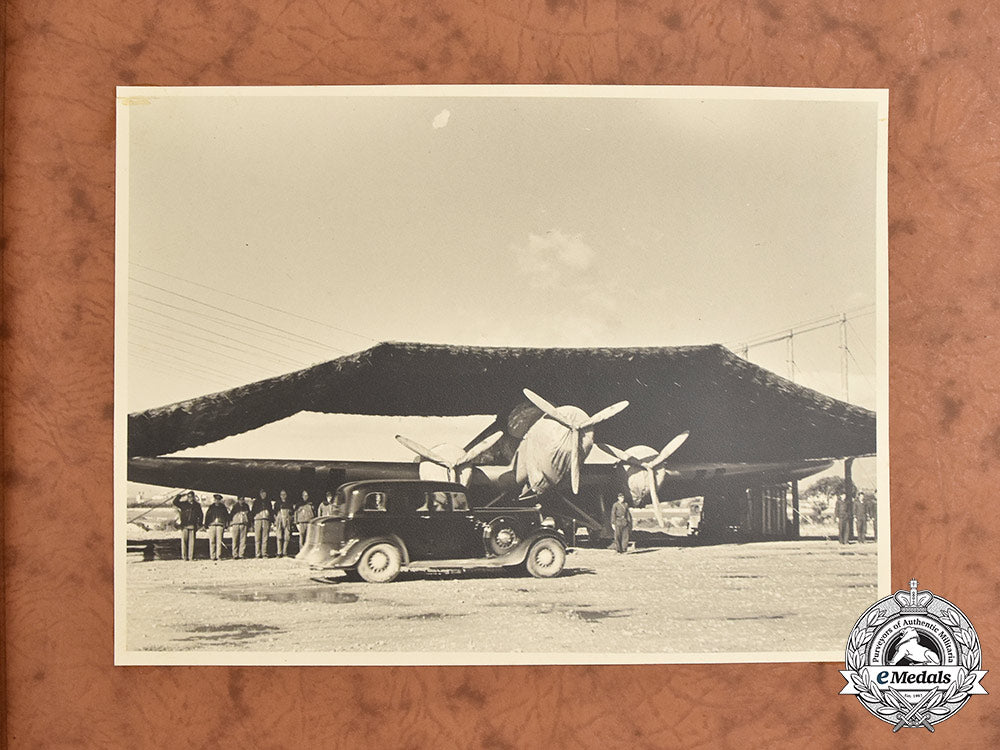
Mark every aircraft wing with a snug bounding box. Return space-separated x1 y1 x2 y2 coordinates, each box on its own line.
642 458 835 501
128 342 876 467
128 456 421 498
128 454 835 516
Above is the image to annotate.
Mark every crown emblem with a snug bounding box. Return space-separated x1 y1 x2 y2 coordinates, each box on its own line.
893 578 933 614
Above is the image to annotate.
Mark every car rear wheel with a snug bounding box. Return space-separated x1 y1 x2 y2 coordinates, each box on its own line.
356 543 402 583
525 537 566 578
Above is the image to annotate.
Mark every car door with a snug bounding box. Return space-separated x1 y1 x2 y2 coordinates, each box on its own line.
415 490 479 560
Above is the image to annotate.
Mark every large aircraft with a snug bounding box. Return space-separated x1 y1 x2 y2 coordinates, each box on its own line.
515 388 629 496
394 431 504 484
126 342 875 535
598 432 690 527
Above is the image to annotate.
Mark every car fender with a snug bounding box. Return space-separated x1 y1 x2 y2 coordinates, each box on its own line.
503 529 566 565
338 535 411 568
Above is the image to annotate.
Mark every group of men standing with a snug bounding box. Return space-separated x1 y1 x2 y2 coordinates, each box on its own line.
171 488 344 561
833 490 878 545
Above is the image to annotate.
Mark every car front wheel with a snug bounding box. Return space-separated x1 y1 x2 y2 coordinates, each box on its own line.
525 537 566 578
356 543 402 583
484 516 521 556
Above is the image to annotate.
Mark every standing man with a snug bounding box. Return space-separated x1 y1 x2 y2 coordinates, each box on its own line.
172 491 203 561
854 492 868 542
834 491 850 544
610 492 633 554
251 488 273 559
866 491 878 542
204 494 229 561
295 489 315 552
317 490 336 517
229 496 251 559
273 489 295 558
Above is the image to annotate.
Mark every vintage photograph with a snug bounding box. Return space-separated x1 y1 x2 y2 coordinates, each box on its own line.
115 86 888 665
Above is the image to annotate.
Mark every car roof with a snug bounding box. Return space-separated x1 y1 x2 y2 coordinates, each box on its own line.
338 479 468 494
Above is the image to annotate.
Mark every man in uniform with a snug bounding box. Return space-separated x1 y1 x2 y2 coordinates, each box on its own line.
251 488 273 558
865 491 878 542
317 490 336 517
854 492 868 542
834 491 851 544
172 491 203 561
610 492 633 554
204 494 229 560
294 489 315 552
228 496 251 559
273 489 295 557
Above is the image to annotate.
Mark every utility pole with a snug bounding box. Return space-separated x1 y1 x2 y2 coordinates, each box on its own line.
840 312 849 402
785 330 795 381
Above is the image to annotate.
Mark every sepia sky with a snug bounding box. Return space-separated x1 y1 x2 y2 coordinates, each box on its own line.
121 87 882 471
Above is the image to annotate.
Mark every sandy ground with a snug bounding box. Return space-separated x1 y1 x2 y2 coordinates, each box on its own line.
123 535 879 659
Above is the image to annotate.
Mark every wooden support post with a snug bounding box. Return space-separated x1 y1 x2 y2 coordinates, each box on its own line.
845 457 856 541
791 480 800 539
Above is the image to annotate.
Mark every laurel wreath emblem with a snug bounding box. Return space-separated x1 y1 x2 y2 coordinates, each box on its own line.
846 605 981 722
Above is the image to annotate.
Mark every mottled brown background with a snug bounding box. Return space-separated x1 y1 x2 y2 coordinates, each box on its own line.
4 0 999 747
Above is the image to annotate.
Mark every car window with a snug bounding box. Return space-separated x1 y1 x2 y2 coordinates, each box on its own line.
364 492 387 511
424 492 450 512
422 491 469 511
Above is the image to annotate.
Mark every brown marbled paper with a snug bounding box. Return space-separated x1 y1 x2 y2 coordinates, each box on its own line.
4 1 998 747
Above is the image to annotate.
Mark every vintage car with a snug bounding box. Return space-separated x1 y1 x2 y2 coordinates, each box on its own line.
296 479 567 582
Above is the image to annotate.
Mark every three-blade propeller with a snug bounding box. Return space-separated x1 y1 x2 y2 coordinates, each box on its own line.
523 388 630 494
599 431 690 527
395 431 504 484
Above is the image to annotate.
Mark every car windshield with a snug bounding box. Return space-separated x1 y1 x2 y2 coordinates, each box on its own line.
339 486 468 516
342 487 407 516
417 491 469 511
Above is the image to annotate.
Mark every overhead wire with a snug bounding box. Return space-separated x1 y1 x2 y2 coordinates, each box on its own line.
847 319 877 365
735 309 875 350
130 332 279 377
129 278 350 354
129 299 335 361
130 354 234 390
131 263 377 343
130 342 250 384
730 304 875 349
846 349 876 393
131 316 305 370
130 326 286 377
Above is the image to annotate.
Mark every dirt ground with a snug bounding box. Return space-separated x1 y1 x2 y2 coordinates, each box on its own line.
123 534 879 660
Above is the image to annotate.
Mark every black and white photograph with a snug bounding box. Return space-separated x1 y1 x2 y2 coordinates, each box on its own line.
115 86 888 665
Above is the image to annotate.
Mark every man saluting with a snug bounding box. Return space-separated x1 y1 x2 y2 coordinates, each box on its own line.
172 491 203 561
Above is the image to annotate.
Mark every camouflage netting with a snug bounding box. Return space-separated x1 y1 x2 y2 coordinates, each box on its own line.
128 342 875 463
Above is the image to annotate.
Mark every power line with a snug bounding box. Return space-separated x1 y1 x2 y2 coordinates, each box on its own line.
730 305 875 350
130 353 233 390
130 342 251 384
846 349 876 393
847 319 877 365
128 287 347 354
130 278 351 354
735 308 875 350
131 341 250 382
129 299 335 361
130 332 278 377
131 324 298 378
131 315 306 370
131 263 377 343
